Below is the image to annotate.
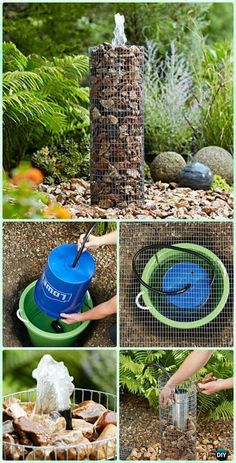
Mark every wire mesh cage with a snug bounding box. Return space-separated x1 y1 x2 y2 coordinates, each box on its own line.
89 43 144 208
3 388 117 461
120 222 233 347
159 379 197 461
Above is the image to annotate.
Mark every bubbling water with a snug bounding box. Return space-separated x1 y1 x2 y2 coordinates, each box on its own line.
32 354 74 415
112 13 127 46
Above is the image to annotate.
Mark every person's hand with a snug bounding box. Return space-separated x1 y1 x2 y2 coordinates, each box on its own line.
159 384 175 407
197 379 226 395
78 234 103 250
60 296 117 323
60 312 85 324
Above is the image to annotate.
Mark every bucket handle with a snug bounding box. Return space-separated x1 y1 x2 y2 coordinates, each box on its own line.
135 292 151 311
16 309 30 325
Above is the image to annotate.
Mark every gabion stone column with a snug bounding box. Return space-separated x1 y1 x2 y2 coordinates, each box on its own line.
159 379 197 461
90 43 144 208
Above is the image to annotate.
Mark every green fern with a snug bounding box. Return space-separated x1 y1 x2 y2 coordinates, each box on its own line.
3 41 89 170
207 400 233 421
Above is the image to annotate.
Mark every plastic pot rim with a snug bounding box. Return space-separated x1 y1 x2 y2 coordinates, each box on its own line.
19 280 91 339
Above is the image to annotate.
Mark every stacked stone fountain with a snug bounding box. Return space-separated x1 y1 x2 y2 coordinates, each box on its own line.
90 14 144 208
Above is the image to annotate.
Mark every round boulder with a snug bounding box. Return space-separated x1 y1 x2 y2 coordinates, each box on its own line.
150 152 186 183
179 162 213 190
194 146 233 184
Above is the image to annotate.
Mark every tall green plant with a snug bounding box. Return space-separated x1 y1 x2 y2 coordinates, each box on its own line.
3 42 89 171
192 43 233 153
120 350 233 421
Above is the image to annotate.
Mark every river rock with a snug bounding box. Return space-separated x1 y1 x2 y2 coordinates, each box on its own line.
150 152 186 183
194 146 233 184
72 400 107 423
179 162 213 190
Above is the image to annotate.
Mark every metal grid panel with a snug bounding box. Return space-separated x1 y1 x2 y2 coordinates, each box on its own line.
120 222 233 347
90 44 144 208
159 379 197 461
3 388 117 461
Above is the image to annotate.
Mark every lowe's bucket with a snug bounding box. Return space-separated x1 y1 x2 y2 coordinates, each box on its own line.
34 244 96 319
17 281 93 347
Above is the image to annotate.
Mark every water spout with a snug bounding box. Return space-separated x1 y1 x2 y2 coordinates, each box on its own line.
112 13 127 46
32 354 74 429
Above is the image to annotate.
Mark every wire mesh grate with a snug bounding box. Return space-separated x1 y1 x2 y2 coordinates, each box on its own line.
90 43 144 208
120 222 233 347
159 379 197 461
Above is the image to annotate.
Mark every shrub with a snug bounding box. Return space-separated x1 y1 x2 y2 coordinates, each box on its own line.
211 175 233 192
32 136 90 184
3 42 89 171
144 41 199 157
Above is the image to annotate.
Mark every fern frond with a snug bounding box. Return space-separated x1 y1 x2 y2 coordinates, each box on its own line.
3 71 44 93
3 41 27 72
206 400 233 422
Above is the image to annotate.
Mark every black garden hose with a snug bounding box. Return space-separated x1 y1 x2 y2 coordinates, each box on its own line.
132 244 216 296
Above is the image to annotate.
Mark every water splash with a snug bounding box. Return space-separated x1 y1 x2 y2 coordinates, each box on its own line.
32 355 74 414
112 13 127 46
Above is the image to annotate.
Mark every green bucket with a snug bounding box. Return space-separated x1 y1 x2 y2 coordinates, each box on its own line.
17 281 92 347
137 243 229 329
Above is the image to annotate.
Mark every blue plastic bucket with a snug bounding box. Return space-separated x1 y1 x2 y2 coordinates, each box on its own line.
162 261 211 309
34 244 96 318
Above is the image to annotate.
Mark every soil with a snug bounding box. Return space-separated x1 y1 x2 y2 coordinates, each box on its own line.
39 179 233 220
119 393 233 461
3 222 116 347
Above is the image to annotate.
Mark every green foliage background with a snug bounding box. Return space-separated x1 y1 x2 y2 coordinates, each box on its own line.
120 350 233 422
3 3 233 178
3 350 116 396
3 3 232 58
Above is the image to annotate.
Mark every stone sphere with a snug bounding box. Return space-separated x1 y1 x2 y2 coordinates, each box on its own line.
150 152 186 183
194 146 233 184
179 162 213 190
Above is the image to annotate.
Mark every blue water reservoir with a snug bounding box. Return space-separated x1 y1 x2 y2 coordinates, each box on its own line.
34 244 96 318
162 262 211 309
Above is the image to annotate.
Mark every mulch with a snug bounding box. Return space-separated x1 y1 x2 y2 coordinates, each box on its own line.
39 178 233 220
120 393 233 461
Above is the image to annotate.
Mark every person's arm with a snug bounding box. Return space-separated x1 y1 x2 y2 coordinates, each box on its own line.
78 230 117 249
197 377 233 395
166 350 213 387
160 350 213 407
60 296 117 323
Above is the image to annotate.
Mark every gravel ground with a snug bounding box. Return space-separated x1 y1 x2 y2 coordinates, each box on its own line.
3 222 116 347
120 393 233 461
39 179 233 220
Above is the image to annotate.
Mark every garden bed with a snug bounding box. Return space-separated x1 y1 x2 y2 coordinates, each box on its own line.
120 393 233 461
3 222 116 347
39 179 233 220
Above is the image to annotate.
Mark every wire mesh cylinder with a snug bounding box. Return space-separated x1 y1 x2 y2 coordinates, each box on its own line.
158 378 197 461
89 43 144 207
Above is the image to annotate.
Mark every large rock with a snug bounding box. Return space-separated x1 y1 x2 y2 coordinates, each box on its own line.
179 162 213 190
150 152 186 183
194 146 233 184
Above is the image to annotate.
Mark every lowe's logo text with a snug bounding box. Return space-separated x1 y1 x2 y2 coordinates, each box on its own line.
41 274 72 302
